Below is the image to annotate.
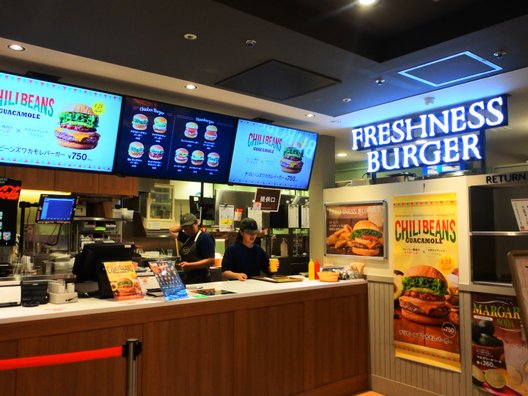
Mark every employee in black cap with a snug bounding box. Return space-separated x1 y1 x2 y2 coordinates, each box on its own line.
222 217 271 281
169 213 215 284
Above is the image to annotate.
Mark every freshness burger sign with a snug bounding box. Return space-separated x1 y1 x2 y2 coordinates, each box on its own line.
351 95 508 173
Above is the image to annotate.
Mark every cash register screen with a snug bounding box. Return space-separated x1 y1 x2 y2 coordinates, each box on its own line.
36 194 77 224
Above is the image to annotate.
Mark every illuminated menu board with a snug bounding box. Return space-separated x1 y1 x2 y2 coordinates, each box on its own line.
228 119 318 190
115 97 237 183
0 71 123 172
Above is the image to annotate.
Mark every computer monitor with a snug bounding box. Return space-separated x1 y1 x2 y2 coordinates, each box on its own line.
35 194 77 224
73 242 136 298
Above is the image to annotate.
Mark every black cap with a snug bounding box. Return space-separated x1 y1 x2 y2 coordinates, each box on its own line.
239 218 258 234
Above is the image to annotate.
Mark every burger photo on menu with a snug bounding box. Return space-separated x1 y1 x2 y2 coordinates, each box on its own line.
54 104 100 149
280 146 304 174
132 113 148 130
153 116 167 133
128 141 144 158
184 122 198 138
349 220 384 256
207 152 220 167
148 144 164 160
174 148 189 164
191 150 204 165
204 125 217 141
398 265 450 326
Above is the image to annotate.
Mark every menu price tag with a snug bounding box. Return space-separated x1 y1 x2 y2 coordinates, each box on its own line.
511 199 528 231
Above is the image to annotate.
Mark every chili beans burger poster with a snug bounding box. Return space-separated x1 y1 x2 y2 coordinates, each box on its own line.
393 192 461 372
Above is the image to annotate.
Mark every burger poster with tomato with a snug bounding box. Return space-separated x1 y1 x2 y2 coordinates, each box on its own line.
0 71 123 172
325 201 385 257
393 192 461 372
103 261 143 301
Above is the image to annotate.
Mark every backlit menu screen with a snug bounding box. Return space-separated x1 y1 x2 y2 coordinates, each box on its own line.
115 97 236 183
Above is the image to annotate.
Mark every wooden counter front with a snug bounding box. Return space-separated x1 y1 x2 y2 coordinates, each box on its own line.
0 280 368 396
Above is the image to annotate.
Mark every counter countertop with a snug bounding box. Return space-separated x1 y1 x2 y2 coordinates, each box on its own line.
0 278 366 325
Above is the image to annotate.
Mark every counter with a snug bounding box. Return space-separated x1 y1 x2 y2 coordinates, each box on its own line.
0 279 368 396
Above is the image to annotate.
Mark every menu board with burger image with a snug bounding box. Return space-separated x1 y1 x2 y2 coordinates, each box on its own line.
325 201 386 258
228 119 318 190
0 71 122 172
103 261 143 301
114 97 236 183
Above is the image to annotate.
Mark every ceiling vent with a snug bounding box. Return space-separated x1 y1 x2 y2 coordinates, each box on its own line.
398 51 502 87
216 59 340 101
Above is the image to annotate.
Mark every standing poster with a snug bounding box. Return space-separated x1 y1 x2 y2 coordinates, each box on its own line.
471 293 528 395
325 201 386 258
148 261 188 301
103 261 143 301
0 178 22 246
393 192 460 371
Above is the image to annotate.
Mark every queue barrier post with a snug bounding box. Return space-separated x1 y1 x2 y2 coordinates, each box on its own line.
0 337 142 396
122 338 142 396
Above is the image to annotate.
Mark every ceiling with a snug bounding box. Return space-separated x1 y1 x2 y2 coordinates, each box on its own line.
1 0 528 166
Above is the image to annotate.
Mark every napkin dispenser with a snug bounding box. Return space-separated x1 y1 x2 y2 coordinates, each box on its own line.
0 280 21 307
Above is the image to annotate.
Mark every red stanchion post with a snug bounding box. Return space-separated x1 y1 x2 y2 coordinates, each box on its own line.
122 338 142 396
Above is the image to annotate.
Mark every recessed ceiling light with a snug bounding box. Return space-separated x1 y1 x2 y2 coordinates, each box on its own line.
357 0 380 6
185 84 198 90
8 44 25 51
336 152 348 157
184 33 198 41
342 97 351 103
305 113 315 118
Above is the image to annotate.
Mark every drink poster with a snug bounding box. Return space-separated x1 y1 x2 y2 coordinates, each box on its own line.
149 260 188 301
325 201 386 258
472 293 528 395
393 192 460 371
0 178 21 246
103 261 143 301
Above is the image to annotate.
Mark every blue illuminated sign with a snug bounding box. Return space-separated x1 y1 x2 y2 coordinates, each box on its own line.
351 95 508 172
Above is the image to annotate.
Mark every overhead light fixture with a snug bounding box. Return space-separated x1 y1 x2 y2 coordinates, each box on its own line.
375 77 385 85
183 33 198 41
336 152 348 157
305 113 315 118
185 84 198 90
342 97 351 103
357 0 380 6
8 43 25 51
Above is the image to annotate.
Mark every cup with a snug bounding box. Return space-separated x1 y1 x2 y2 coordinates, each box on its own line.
269 258 279 273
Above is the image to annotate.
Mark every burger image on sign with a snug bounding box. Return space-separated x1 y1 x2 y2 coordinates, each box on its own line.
349 220 383 256
280 146 304 174
54 104 100 149
132 113 148 130
398 265 450 326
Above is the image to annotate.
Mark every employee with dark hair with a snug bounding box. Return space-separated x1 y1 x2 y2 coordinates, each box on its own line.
222 218 271 281
169 213 215 284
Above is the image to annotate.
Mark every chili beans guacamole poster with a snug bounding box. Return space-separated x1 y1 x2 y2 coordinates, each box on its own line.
393 192 461 372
